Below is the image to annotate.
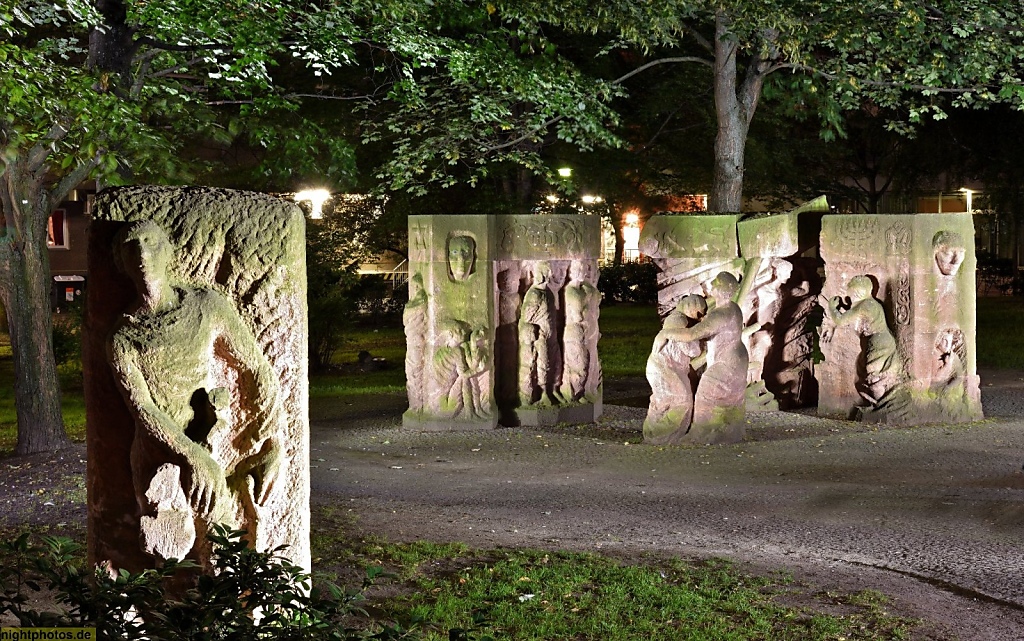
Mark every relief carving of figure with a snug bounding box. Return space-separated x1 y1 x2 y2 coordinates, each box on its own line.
930 328 974 420
643 295 706 444
403 273 429 414
447 235 476 281
560 260 600 403
659 272 748 441
823 275 906 406
518 261 556 406
108 221 283 562
432 319 491 419
933 230 965 277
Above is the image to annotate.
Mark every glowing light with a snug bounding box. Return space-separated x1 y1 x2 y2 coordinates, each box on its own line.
959 187 974 213
622 211 641 261
581 195 597 204
294 189 331 219
557 167 572 178
546 194 560 203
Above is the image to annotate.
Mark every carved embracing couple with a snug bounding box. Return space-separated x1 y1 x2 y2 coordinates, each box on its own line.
643 272 748 445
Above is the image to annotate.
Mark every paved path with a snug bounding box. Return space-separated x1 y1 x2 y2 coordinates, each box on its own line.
310 374 1024 640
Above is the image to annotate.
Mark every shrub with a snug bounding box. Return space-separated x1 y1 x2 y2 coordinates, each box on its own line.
51 304 82 366
598 261 659 305
0 525 414 640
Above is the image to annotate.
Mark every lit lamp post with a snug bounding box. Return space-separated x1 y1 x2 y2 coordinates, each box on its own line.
622 211 641 262
294 189 331 220
959 187 974 214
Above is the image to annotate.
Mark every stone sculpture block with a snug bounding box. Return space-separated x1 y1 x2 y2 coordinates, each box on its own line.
642 199 828 419
643 273 748 444
84 186 309 575
818 213 982 423
404 214 603 430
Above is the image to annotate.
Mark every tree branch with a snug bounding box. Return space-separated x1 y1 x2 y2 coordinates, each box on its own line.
48 155 102 207
285 92 380 101
135 35 224 53
782 63 999 94
683 25 713 55
484 55 714 155
612 55 713 86
151 57 207 78
27 124 70 175
483 120 558 153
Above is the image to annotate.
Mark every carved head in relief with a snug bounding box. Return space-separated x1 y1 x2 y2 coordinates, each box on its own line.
846 275 874 302
933 231 965 277
677 294 708 321
707 271 740 305
447 235 476 281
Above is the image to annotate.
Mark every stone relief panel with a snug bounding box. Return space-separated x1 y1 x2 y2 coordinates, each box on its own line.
819 213 982 423
498 215 597 259
645 202 826 415
86 186 309 575
405 215 602 430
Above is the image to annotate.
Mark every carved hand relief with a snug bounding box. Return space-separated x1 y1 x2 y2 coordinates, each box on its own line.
933 230 966 276
447 235 476 281
934 327 967 382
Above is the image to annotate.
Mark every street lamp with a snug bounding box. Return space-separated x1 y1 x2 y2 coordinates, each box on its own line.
294 189 331 219
959 187 974 214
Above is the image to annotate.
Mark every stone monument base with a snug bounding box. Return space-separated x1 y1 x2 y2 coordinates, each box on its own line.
685 406 745 444
514 399 603 427
403 413 499 431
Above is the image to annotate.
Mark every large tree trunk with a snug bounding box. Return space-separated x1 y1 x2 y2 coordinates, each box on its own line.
709 11 768 213
0 164 71 455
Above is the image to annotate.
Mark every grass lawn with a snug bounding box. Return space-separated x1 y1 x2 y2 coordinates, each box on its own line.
975 296 1024 369
313 508 916 640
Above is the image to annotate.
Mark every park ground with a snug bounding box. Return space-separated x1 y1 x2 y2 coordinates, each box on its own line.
3 300 1024 639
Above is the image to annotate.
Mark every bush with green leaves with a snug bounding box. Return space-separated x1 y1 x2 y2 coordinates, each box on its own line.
598 261 659 305
0 525 414 640
51 304 82 366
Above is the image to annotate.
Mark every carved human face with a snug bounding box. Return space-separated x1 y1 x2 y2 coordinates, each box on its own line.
677 294 707 321
708 272 739 303
932 230 966 277
532 261 551 285
448 236 476 281
121 221 172 285
935 244 964 276
936 330 955 355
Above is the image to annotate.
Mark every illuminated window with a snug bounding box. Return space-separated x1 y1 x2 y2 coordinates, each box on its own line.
47 209 68 249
